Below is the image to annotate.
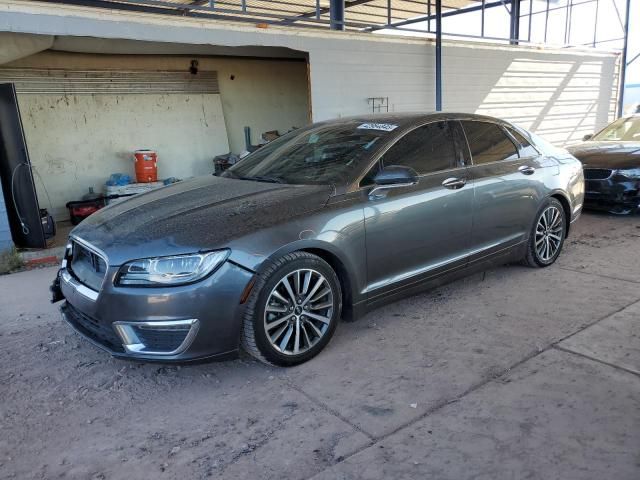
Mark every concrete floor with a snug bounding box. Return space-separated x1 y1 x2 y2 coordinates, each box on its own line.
0 212 639 480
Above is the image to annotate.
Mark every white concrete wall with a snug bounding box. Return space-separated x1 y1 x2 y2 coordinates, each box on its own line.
17 92 229 219
440 44 618 146
308 39 618 146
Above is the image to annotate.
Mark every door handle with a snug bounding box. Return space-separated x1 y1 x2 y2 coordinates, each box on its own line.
518 165 536 175
442 177 467 190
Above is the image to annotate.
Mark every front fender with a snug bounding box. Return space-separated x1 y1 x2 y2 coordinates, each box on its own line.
225 197 368 304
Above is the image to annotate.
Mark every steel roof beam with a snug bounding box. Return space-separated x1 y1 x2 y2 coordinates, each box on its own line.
366 0 505 32
279 0 377 25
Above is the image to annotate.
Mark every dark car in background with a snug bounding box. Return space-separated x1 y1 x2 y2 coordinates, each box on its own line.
567 115 640 214
52 113 584 366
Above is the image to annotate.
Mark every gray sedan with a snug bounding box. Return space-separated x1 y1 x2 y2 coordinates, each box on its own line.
51 113 584 366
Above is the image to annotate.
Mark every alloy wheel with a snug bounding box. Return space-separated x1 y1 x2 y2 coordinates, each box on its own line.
535 205 563 262
263 268 335 356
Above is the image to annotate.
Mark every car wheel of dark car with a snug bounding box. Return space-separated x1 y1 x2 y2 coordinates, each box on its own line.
241 252 342 366
523 197 566 268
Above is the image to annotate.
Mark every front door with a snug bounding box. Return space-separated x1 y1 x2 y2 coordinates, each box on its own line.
363 120 473 300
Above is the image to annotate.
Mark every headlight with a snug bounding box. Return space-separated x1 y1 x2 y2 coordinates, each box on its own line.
116 250 230 287
618 168 640 179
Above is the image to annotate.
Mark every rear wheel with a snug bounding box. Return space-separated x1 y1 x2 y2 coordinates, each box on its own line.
241 252 341 366
522 197 566 268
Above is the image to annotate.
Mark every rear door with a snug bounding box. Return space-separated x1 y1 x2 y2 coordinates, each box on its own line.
363 120 473 299
459 120 546 259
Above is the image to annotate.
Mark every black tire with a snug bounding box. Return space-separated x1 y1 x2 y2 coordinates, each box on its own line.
240 252 342 366
522 197 566 268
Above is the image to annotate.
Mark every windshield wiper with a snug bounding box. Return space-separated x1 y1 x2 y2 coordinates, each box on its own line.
240 175 287 184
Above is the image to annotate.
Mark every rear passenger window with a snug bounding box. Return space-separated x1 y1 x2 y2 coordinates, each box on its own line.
507 128 539 157
382 121 457 175
461 121 519 165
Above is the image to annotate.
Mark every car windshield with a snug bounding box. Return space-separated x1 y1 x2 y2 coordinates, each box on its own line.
592 116 640 142
223 121 397 185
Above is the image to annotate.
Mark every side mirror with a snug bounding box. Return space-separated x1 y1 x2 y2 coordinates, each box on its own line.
369 165 418 198
582 134 593 141
373 165 418 186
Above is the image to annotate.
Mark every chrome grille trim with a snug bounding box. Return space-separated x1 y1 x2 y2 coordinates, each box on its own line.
68 237 109 295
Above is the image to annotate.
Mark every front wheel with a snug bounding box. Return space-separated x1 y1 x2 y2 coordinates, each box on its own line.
522 198 566 268
241 252 342 366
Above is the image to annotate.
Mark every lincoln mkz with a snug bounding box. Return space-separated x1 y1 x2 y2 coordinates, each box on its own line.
51 113 584 366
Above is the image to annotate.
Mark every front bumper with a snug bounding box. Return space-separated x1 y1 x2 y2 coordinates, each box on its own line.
56 260 254 362
584 173 640 212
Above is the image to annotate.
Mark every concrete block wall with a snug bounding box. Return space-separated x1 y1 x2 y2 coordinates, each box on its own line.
307 37 433 120
307 38 619 146
442 43 618 145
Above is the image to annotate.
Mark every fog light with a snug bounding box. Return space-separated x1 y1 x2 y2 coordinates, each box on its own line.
113 319 199 356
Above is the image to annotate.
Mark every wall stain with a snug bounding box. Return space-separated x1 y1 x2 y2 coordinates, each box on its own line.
201 103 209 128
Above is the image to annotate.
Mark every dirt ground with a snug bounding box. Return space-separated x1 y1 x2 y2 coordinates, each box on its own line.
1 211 639 480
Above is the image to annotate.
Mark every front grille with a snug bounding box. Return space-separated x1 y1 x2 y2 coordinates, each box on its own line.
69 241 107 292
63 302 124 352
583 168 612 180
133 326 191 352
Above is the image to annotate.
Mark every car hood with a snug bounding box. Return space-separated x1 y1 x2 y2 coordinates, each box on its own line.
566 141 640 169
71 175 333 265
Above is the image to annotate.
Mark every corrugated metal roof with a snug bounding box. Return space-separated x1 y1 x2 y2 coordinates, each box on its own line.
70 0 477 30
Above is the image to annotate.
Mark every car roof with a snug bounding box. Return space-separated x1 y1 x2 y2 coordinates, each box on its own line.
315 112 515 130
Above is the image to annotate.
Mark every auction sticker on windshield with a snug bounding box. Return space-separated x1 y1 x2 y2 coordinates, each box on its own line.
357 123 398 132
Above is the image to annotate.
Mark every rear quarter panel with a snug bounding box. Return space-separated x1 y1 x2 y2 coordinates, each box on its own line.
545 152 585 223
526 131 584 222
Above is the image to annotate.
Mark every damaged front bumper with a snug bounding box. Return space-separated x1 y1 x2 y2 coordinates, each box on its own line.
51 259 254 363
584 172 640 213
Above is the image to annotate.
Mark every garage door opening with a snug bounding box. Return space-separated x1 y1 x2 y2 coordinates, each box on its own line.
0 50 311 242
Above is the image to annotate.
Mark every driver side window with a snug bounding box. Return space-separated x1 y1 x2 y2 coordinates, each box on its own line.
360 121 457 186
383 121 457 174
